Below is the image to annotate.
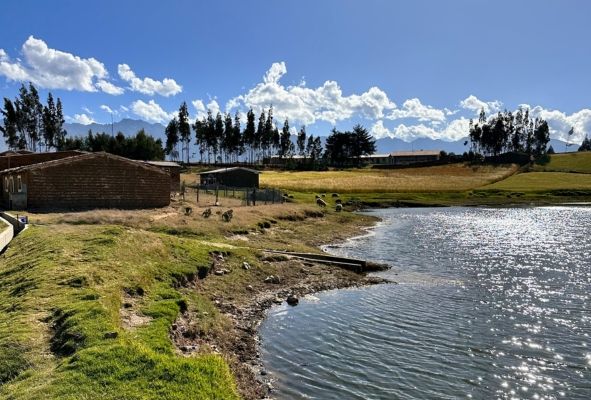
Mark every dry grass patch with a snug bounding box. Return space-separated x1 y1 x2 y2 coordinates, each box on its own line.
260 163 519 193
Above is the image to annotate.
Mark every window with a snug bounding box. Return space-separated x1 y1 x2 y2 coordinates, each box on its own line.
9 177 14 193
17 175 22 193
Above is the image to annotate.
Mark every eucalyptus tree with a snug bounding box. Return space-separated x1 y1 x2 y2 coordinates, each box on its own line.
165 117 179 161
178 102 191 163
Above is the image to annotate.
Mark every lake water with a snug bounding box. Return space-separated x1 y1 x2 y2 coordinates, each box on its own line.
259 207 591 399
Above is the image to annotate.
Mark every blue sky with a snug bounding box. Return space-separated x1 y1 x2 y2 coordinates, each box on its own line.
1 0 590 143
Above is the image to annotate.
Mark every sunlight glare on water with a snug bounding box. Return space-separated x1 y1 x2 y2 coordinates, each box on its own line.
260 207 591 399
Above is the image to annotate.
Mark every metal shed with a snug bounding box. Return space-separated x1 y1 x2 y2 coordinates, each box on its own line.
199 167 260 188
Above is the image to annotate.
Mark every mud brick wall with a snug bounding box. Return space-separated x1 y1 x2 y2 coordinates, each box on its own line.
26 156 170 209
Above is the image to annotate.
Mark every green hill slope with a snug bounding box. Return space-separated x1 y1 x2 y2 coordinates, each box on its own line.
535 152 591 173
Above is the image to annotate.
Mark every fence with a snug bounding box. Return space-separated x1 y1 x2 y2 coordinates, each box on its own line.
185 185 284 206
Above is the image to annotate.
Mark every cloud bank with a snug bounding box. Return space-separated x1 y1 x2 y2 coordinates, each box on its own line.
189 62 590 143
0 36 183 98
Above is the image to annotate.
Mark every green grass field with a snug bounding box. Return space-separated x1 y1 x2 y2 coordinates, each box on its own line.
535 152 591 173
482 171 591 192
0 224 239 400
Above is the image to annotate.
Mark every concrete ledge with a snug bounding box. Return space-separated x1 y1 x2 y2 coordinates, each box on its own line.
0 212 26 234
0 217 14 253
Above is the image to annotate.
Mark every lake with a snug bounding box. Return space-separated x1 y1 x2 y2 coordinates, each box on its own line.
259 207 591 399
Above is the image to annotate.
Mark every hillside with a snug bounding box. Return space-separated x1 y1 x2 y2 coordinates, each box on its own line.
534 152 591 173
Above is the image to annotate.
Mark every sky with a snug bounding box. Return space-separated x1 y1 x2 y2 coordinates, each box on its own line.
1 0 590 143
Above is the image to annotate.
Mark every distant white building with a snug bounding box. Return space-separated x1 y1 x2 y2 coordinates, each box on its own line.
361 150 441 165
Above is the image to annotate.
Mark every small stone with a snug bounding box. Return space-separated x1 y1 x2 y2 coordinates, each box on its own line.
286 295 299 306
180 345 188 352
214 270 225 276
260 369 268 376
171 324 178 330
246 285 254 291
264 275 280 284
104 331 118 339
272 297 283 304
242 262 251 270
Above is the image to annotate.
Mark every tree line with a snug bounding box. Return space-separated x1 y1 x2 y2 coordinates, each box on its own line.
579 135 591 152
468 108 550 157
1 83 66 151
163 103 376 166
58 129 165 161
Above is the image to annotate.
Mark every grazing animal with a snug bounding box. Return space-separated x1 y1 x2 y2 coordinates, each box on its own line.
332 193 339 197
222 209 234 222
335 204 343 212
202 208 212 218
335 199 342 205
184 207 193 216
316 198 327 207
321 194 326 197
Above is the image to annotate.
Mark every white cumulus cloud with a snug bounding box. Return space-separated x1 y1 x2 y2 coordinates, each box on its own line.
118 64 182 97
371 118 471 142
68 113 96 125
96 79 125 95
0 36 123 94
100 105 114 114
226 62 397 125
386 98 446 123
130 99 174 123
521 105 591 143
460 95 502 114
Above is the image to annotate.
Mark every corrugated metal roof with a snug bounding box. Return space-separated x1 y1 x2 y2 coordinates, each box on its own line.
360 154 392 158
390 150 441 157
200 167 261 175
146 161 182 168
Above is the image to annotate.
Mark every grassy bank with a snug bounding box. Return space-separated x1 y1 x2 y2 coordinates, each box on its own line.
0 201 377 399
0 224 238 399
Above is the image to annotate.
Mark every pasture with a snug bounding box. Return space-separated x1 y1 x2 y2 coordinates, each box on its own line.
260 164 519 193
482 171 591 192
534 152 591 173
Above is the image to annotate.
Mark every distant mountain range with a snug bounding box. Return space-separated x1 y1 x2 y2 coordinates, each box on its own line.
64 118 166 141
63 119 577 155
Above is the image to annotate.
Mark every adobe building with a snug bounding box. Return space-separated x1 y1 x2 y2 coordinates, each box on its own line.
199 167 260 188
1 152 170 210
145 161 182 192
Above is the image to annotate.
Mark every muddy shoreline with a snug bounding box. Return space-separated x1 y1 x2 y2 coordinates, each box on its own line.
170 216 390 399
173 258 389 399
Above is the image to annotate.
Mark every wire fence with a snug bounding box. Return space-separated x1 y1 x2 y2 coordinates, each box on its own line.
183 185 284 207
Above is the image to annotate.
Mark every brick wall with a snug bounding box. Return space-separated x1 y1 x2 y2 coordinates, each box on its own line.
26 155 170 209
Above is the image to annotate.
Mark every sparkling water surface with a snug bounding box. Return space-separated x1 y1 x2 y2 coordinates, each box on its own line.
259 207 591 399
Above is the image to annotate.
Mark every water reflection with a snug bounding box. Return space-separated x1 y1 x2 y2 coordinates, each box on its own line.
260 207 591 399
